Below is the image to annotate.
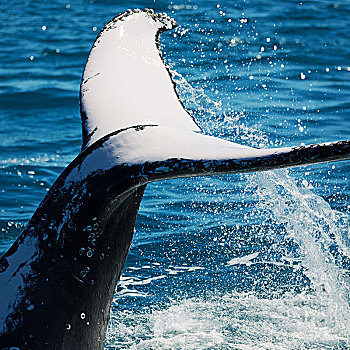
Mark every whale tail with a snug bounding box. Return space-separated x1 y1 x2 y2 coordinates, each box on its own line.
80 9 349 181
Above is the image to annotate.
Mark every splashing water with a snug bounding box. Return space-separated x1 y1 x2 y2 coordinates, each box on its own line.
105 10 350 342
170 68 268 147
170 33 350 345
107 293 350 349
251 170 350 335
105 64 350 348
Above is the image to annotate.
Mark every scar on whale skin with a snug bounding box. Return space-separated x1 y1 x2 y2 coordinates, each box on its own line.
0 8 349 350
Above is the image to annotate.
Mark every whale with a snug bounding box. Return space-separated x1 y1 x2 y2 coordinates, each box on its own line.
0 8 349 349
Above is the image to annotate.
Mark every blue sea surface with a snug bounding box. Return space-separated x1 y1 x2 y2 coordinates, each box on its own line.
1 0 350 348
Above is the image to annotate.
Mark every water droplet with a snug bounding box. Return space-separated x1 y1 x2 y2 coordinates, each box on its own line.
100 253 105 260
26 304 35 311
79 247 85 255
42 25 47 31
41 214 47 221
66 323 71 330
87 248 93 258
43 233 48 241
81 312 86 319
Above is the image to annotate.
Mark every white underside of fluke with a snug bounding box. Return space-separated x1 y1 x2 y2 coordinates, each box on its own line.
81 10 200 148
79 9 349 180
100 126 291 165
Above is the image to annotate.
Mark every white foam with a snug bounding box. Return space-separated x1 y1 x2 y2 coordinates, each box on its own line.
227 252 259 266
106 292 350 349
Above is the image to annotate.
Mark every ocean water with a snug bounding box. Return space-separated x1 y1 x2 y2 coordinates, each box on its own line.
1 0 350 349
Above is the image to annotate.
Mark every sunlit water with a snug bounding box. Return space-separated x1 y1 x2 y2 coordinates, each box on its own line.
0 0 349 349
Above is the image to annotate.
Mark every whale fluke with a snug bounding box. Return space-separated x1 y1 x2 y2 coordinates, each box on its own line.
80 8 200 150
0 8 349 349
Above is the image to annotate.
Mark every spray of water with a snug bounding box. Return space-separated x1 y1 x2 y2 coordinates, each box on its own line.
106 48 350 350
251 170 350 333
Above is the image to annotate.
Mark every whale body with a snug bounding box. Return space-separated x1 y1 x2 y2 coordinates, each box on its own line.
0 9 349 349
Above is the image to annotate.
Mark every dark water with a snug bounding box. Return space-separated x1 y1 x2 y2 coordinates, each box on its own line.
1 0 350 348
